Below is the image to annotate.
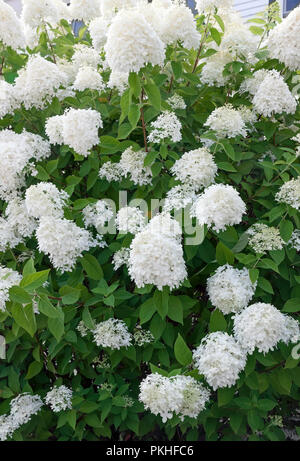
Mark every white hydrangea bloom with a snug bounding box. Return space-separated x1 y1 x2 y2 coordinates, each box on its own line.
116 206 146 234
99 161 123 182
88 16 109 50
82 200 114 231
0 415 16 442
207 264 257 314
0 266 22 312
233 303 300 354
170 147 217 191
220 21 259 60
92 318 132 349
9 393 43 426
275 177 300 210
0 80 19 119
45 386 73 413
107 71 129 94
0 129 51 200
139 373 210 423
119 148 152 186
289 230 300 251
71 44 102 70
163 184 197 212
77 320 89 337
167 94 186 110
238 105 257 126
148 111 182 143
0 198 37 251
155 3 201 49
0 0 25 49
195 0 233 13
193 332 247 390
69 0 100 22
25 182 69 219
240 69 270 96
112 247 130 270
133 326 154 346
14 55 67 110
21 0 61 28
267 5 300 71
128 214 187 290
204 104 247 138
73 66 105 92
46 108 102 156
191 184 246 232
56 57 78 86
104 9 165 74
36 216 103 272
252 70 297 117
101 0 139 18
200 52 231 87
247 223 284 254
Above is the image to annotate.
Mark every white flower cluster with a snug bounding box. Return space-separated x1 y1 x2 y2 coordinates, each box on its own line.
77 320 89 337
73 66 105 93
200 52 232 87
240 69 270 96
139 373 210 422
167 94 186 110
204 104 247 138
112 247 130 270
104 9 165 74
0 81 18 119
267 5 300 71
252 70 297 117
115 206 146 235
25 182 69 219
163 184 197 212
13 55 67 110
92 318 132 349
207 264 257 314
128 213 187 290
0 265 22 312
0 393 43 441
21 0 65 28
36 216 103 272
196 0 232 12
170 148 218 191
82 200 114 231
133 326 154 346
71 44 102 70
148 111 182 143
0 0 25 49
247 223 284 254
107 71 129 95
233 303 300 354
0 129 51 199
0 198 37 251
193 332 247 390
191 184 246 232
45 385 73 413
46 108 102 156
88 16 110 50
99 148 152 186
276 177 300 210
69 0 100 22
289 230 300 251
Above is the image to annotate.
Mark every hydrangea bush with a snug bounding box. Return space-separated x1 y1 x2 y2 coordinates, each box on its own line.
0 0 300 442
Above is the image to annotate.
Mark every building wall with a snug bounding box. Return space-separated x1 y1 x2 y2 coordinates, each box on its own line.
233 0 269 19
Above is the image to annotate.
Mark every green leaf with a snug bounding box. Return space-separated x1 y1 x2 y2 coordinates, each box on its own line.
257 277 274 294
218 387 235 407
209 309 227 332
38 295 60 318
128 104 140 129
11 303 37 337
210 27 222 46
81 254 103 280
139 297 156 325
174 333 192 366
25 361 43 379
48 313 64 342
283 298 300 313
280 220 293 242
60 286 81 305
144 83 161 111
82 306 95 329
9 286 32 304
171 61 182 79
216 242 234 265
20 270 50 292
167 296 183 324
128 72 141 98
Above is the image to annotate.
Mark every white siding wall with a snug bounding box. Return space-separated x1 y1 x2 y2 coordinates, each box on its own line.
234 0 269 18
5 0 22 15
